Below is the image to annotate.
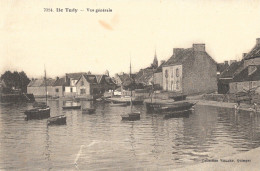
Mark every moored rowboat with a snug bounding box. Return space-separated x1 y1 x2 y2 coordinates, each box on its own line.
47 115 66 125
62 105 81 110
145 101 196 113
121 112 141 121
25 106 50 120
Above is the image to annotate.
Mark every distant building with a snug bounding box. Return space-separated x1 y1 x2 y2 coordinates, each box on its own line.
218 61 243 94
75 74 100 99
154 60 165 89
27 78 55 97
64 72 86 97
243 38 260 67
114 73 132 87
52 77 69 97
162 44 217 95
135 69 154 86
75 74 116 99
229 65 260 93
135 51 159 87
96 74 116 92
228 38 260 94
217 61 229 76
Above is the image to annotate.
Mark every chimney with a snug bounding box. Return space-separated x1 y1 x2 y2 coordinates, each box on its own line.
224 61 228 65
173 48 183 56
242 53 247 59
193 44 205 52
56 77 59 80
65 74 68 82
256 38 260 46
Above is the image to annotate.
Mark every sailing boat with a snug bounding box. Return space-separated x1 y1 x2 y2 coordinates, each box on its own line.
121 59 141 121
24 66 50 120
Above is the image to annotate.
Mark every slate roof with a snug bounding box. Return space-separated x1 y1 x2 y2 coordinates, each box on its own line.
53 77 69 86
217 63 229 73
163 48 217 67
83 74 98 84
104 76 116 85
27 78 55 87
232 65 260 82
155 61 166 73
66 72 86 80
244 44 260 60
219 61 244 79
135 69 154 85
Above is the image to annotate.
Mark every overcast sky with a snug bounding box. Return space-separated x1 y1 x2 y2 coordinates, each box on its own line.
1 0 260 78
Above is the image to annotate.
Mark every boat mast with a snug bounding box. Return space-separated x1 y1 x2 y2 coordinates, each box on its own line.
130 56 133 110
44 65 47 105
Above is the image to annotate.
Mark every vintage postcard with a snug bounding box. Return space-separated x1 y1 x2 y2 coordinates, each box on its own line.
1 0 260 170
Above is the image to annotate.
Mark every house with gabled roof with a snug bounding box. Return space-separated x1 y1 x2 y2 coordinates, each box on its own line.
97 74 116 92
162 44 217 95
64 72 86 97
229 65 260 95
75 74 101 99
243 38 260 67
228 38 260 94
52 77 69 97
218 60 244 94
27 78 55 97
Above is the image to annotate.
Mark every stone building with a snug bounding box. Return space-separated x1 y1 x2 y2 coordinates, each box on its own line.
27 78 55 97
162 44 217 95
229 38 260 94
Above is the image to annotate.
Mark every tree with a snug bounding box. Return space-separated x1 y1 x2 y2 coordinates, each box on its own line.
1 71 31 93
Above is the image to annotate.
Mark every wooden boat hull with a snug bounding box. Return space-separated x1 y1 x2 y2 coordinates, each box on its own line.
62 106 81 110
110 103 127 107
121 112 141 121
164 110 191 119
47 115 66 125
145 101 195 113
25 107 50 120
169 95 187 101
82 108 96 114
110 98 144 105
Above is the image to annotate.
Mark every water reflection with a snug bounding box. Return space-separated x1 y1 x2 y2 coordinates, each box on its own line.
0 100 260 170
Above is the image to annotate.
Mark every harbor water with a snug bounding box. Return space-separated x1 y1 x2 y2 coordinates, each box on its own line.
0 100 260 170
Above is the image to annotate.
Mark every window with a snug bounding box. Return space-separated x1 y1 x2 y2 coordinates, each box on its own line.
70 87 73 92
171 69 173 78
165 69 168 78
55 88 59 92
176 80 179 90
80 89 86 94
81 80 84 86
176 68 179 77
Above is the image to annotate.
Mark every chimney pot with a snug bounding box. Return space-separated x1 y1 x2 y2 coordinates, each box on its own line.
193 44 205 52
256 38 260 46
243 53 247 59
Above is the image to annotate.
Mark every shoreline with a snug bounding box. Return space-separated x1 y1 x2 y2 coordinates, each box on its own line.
190 100 260 113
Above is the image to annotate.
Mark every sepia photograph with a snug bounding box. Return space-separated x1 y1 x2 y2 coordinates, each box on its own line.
1 0 260 170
